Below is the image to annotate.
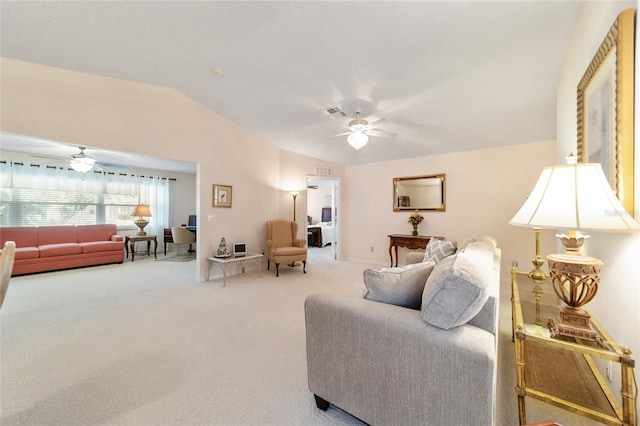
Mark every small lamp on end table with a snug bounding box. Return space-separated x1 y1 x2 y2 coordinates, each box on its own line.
509 155 639 346
132 204 152 236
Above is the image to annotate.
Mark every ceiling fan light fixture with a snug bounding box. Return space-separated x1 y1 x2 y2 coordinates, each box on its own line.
69 147 96 172
347 130 368 150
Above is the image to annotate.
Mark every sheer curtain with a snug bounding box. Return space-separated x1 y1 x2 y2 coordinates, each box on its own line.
137 177 170 236
0 162 170 229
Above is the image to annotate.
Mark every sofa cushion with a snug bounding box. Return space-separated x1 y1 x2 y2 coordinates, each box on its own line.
39 243 82 258
80 241 125 254
14 247 40 260
422 238 457 263
421 244 492 329
37 226 78 245
77 224 118 243
363 261 436 310
1 227 39 248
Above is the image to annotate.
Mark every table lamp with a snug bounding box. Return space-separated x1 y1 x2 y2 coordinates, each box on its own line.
132 203 152 236
509 155 639 345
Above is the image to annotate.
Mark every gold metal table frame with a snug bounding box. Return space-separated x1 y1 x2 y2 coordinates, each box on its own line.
511 267 636 426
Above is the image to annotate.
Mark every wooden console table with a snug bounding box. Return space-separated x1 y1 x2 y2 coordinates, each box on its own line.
387 234 443 267
511 268 636 425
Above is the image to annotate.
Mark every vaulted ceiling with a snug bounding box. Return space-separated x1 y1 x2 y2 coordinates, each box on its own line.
1 1 580 168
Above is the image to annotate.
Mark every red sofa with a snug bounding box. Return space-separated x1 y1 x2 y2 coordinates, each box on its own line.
0 224 124 276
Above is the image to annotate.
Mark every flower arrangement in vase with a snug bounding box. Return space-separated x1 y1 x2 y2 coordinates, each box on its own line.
408 210 424 236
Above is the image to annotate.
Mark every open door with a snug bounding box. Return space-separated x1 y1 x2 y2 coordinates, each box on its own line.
306 176 340 260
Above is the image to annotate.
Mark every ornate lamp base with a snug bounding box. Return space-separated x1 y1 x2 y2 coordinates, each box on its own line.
134 218 149 236
547 250 605 349
548 316 605 349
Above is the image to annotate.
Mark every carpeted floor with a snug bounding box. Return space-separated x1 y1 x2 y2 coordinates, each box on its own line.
1 247 603 425
156 254 196 262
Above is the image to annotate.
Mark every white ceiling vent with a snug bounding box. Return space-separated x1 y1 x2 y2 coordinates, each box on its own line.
315 166 332 176
323 105 347 118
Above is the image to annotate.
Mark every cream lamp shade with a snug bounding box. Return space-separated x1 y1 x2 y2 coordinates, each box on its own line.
509 162 639 232
132 204 152 236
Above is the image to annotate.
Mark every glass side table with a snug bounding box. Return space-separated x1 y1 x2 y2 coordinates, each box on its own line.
511 267 636 426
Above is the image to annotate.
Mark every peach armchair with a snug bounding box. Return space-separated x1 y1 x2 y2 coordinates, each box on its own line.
266 219 307 277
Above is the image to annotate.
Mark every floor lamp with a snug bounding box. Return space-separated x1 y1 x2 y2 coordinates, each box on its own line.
289 191 299 221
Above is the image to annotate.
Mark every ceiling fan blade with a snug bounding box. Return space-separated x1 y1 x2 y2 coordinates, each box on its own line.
29 153 68 161
330 131 351 138
97 162 127 170
366 129 398 138
367 117 389 129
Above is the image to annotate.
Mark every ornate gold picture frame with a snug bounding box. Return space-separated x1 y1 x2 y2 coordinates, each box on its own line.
213 184 232 208
577 8 635 217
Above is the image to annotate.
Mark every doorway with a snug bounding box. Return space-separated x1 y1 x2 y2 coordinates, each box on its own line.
306 176 340 260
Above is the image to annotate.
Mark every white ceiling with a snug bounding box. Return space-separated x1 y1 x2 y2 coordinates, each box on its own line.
0 1 580 169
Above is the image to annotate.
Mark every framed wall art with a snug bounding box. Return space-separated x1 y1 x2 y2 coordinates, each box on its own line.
577 8 635 216
213 184 232 208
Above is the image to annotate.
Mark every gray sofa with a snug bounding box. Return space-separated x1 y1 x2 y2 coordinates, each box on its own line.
305 236 501 425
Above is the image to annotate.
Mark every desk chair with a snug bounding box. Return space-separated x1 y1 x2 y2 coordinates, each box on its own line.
171 227 196 258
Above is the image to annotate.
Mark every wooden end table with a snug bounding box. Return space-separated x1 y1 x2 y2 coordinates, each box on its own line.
387 234 444 266
125 234 158 262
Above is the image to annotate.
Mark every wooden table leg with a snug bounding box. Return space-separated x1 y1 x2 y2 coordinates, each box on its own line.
152 237 157 259
130 241 136 262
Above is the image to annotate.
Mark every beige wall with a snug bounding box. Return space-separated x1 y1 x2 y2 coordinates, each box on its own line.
342 140 557 281
556 0 639 396
0 58 286 280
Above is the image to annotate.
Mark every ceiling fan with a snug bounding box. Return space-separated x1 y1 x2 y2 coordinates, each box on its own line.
30 146 126 173
333 112 398 151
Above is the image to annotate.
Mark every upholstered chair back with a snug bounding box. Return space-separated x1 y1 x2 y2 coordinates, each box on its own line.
171 226 196 257
267 219 298 248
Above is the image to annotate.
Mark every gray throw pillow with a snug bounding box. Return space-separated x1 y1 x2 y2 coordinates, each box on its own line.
363 261 436 310
422 239 457 263
458 234 497 251
421 247 492 329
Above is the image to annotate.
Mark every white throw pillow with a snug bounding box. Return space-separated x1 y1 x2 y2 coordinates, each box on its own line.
422 239 457 263
421 247 492 329
363 261 436 310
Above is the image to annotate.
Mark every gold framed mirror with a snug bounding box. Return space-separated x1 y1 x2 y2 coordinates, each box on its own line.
393 174 445 212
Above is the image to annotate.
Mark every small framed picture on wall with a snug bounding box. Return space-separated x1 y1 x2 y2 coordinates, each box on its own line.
213 184 232 208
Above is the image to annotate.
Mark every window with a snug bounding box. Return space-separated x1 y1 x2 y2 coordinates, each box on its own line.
0 162 169 232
